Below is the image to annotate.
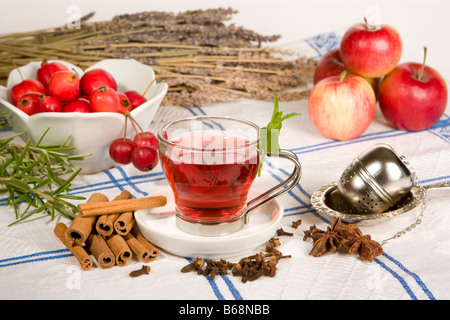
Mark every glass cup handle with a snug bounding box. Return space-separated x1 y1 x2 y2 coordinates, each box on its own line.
243 149 302 223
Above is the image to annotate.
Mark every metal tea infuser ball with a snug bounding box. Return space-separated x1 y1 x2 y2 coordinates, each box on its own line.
337 143 413 214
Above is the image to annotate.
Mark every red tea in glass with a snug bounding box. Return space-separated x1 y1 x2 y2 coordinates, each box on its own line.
160 131 259 224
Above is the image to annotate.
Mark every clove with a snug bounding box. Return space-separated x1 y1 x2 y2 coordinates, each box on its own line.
292 219 302 229
181 257 205 274
269 237 281 247
276 228 293 236
129 265 151 278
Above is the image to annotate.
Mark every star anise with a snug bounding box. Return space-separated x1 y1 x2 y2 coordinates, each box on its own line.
304 218 383 262
347 234 383 262
308 218 345 257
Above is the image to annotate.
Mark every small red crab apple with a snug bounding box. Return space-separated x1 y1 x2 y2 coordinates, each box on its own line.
89 87 122 113
48 70 80 102
37 60 69 90
118 92 133 114
38 94 63 112
133 131 159 149
109 138 136 164
131 146 159 172
124 90 147 110
80 68 117 96
63 98 92 113
16 92 41 115
9 59 46 105
124 77 157 110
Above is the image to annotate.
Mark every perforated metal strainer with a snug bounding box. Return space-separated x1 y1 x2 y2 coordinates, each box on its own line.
337 143 414 214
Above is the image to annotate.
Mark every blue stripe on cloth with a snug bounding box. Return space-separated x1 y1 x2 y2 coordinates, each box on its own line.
304 32 341 60
373 256 418 300
221 275 244 300
115 166 149 196
381 252 436 300
0 249 72 268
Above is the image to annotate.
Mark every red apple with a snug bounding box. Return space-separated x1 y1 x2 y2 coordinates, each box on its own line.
340 20 402 78
378 47 448 131
313 48 380 98
308 71 376 141
10 79 45 105
313 48 345 84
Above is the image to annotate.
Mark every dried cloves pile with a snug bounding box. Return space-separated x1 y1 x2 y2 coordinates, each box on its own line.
0 8 316 106
181 237 291 283
303 218 383 262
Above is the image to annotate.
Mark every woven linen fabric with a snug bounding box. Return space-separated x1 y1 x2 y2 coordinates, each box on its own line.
0 31 449 300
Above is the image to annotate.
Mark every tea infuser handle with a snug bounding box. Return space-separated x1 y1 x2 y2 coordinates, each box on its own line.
243 149 302 223
425 181 450 190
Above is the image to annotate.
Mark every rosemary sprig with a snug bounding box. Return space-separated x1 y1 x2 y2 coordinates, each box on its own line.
0 128 89 226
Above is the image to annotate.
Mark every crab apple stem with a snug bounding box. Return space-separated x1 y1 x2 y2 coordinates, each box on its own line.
9 59 24 81
417 46 428 81
126 112 144 136
142 77 157 97
129 113 145 133
339 70 348 82
123 113 128 141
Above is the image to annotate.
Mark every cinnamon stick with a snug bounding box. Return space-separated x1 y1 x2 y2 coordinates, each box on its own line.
54 223 93 271
96 190 132 236
123 230 156 263
114 211 135 235
105 233 132 267
78 196 167 217
131 228 159 261
85 232 116 269
65 193 109 244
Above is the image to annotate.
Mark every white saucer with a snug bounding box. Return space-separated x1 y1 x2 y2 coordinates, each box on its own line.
134 187 284 259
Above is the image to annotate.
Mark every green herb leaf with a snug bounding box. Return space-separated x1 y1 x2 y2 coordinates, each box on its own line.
258 93 300 176
0 129 89 225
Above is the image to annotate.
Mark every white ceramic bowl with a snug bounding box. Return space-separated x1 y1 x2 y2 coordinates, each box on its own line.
0 59 168 174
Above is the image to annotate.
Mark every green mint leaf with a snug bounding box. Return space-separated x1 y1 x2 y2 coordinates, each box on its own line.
258 93 300 176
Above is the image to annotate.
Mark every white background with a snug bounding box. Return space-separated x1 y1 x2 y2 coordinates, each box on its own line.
2 0 450 80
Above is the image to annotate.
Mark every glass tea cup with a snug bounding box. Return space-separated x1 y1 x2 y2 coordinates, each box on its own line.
157 116 301 236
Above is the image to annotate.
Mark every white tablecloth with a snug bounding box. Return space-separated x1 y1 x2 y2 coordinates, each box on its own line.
1 0 449 301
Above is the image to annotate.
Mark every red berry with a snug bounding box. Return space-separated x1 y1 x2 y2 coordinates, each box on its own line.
124 90 147 110
38 94 63 113
63 98 92 113
80 69 117 96
133 132 158 149
109 138 136 164
48 71 80 102
16 92 41 115
10 79 45 105
37 61 69 90
118 92 133 114
131 146 159 171
89 87 122 113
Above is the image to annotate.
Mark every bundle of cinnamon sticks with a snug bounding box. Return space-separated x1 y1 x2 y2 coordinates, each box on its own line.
53 190 167 270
